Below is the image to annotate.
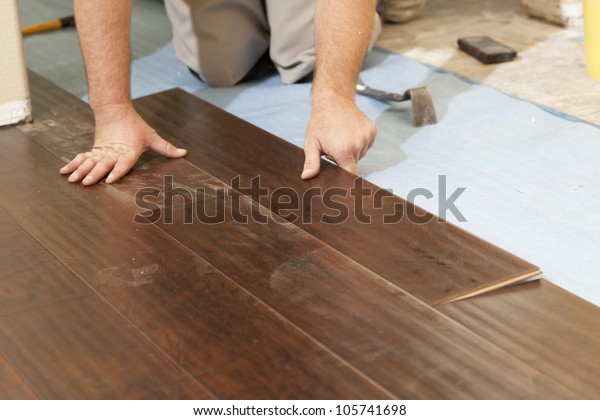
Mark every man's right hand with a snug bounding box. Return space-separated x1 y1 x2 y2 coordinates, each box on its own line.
59 104 187 186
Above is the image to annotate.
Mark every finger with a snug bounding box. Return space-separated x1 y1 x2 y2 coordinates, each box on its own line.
60 152 94 175
301 141 322 180
148 132 187 158
336 153 359 176
67 155 101 183
82 156 118 186
106 154 138 184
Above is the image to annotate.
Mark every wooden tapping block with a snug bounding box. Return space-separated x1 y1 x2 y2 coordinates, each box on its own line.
458 36 517 65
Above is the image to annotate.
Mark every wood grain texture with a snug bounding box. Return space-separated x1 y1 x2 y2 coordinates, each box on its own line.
129 88 541 305
439 280 600 399
0 296 212 399
18 75 582 398
150 197 574 398
23 73 541 304
0 184 210 399
0 129 390 399
0 353 37 399
0 207 91 318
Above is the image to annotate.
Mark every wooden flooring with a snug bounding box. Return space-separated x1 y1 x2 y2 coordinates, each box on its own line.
0 73 598 399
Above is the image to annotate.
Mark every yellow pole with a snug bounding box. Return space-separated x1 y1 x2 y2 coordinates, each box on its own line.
584 0 600 80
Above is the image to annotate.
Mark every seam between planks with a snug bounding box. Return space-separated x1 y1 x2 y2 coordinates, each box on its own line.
0 204 218 399
10 132 398 400
0 350 40 399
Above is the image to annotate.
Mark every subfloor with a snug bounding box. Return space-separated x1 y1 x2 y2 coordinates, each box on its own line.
378 0 600 125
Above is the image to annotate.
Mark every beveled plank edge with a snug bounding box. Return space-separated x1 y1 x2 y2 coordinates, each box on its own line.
433 269 543 305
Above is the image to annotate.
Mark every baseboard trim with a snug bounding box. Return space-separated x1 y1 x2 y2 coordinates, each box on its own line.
0 98 32 127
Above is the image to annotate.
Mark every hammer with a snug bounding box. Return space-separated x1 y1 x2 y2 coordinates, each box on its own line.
21 15 76 37
356 78 438 127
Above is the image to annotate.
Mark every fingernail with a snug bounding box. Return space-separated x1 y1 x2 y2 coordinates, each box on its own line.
106 174 114 183
83 176 92 183
68 173 77 182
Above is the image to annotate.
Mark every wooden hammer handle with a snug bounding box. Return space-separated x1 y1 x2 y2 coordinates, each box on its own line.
22 15 75 36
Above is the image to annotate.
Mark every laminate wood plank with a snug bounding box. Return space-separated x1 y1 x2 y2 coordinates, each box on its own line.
19 76 580 398
0 207 92 317
0 353 37 399
130 88 541 305
150 196 575 398
0 130 390 399
0 296 212 399
22 73 540 305
0 191 211 399
439 279 600 399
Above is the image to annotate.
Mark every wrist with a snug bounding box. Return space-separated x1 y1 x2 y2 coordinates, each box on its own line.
91 102 135 125
312 80 357 110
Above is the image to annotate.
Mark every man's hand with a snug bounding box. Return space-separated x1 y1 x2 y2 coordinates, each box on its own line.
301 101 376 179
60 104 187 186
305 0 378 180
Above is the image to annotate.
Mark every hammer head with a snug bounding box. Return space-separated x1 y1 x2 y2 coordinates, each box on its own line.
406 87 438 127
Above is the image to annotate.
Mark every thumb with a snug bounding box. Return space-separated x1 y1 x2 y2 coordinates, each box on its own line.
301 141 322 180
148 132 187 158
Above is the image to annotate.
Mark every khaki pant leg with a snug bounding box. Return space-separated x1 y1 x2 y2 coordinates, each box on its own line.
164 0 269 87
265 0 382 84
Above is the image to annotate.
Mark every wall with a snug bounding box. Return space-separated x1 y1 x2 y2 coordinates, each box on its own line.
0 0 32 126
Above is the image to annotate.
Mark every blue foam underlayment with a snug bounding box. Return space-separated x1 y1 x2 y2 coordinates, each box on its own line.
114 43 600 307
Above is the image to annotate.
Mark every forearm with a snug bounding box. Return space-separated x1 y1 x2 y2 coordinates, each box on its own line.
312 0 377 106
74 0 133 117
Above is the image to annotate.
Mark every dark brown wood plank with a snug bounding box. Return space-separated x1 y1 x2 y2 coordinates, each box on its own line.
0 353 37 399
141 193 576 398
439 280 600 399
18 76 580 398
131 88 540 305
0 296 212 399
22 73 540 305
0 129 390 399
0 207 92 317
0 189 211 399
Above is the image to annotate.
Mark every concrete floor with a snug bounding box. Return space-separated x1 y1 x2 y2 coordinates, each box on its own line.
377 0 599 125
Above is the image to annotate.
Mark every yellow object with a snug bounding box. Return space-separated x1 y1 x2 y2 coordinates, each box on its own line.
21 20 62 36
584 0 600 80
